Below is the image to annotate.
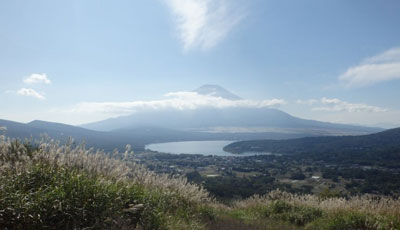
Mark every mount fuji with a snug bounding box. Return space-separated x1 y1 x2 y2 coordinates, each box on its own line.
81 85 382 137
0 85 383 151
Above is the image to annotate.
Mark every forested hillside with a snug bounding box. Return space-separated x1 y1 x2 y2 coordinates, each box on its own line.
224 128 400 167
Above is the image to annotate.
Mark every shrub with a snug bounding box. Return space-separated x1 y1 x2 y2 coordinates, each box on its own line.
290 172 306 180
0 163 149 229
264 200 323 226
318 188 343 200
305 211 400 230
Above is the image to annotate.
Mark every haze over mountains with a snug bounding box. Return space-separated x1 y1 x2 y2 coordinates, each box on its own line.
0 119 134 151
1 85 383 151
82 85 381 135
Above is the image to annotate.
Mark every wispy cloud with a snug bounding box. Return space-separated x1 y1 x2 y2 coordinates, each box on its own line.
296 99 318 105
68 91 285 115
23 73 51 84
308 97 387 113
17 88 46 100
339 47 400 87
165 0 245 51
4 73 50 100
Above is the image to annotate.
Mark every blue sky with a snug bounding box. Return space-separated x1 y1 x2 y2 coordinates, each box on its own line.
1 0 400 127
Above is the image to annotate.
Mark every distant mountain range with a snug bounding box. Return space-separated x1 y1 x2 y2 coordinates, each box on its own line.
0 119 315 151
0 85 384 151
82 107 382 135
0 119 136 151
81 85 382 135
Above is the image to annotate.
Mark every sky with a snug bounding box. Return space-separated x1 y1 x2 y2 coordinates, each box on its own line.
1 0 400 128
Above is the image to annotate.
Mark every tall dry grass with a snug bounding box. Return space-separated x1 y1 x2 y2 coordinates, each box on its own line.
234 189 400 217
0 135 214 229
0 136 211 204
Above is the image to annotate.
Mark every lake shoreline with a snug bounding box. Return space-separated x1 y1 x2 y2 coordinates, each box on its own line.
145 140 272 157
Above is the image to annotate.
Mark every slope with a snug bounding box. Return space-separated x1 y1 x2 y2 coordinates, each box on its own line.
224 127 400 166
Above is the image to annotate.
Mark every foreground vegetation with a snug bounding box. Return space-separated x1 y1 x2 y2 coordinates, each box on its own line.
0 135 211 229
1 134 400 229
229 190 400 230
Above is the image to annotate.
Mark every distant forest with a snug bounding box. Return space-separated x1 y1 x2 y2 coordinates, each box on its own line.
224 127 400 168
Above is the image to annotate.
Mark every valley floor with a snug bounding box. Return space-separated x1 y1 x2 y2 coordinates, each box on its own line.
136 150 400 199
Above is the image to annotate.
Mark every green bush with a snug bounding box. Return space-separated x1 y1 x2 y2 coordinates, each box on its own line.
318 188 343 200
305 211 400 230
264 200 323 226
0 162 207 230
0 163 147 229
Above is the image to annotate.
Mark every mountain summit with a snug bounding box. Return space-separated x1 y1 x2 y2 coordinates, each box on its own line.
194 85 241 100
80 85 382 136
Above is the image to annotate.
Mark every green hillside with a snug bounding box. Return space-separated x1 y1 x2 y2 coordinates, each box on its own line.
0 119 312 153
224 128 400 167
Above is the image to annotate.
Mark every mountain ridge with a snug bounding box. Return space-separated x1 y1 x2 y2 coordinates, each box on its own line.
224 127 400 155
80 85 383 136
0 119 314 151
81 106 382 135
0 86 385 152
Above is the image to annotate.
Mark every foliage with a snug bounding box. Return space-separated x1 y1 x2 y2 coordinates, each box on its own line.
289 172 306 180
306 212 400 230
264 200 323 226
232 190 400 230
202 175 275 200
318 188 343 200
0 138 212 229
0 164 146 229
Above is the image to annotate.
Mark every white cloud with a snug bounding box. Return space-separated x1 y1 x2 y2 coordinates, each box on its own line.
17 88 45 100
339 47 400 87
69 91 286 115
23 73 51 84
165 0 245 51
311 97 386 113
296 99 318 105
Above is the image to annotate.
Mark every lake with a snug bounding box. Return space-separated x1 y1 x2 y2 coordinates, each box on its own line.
145 140 269 157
